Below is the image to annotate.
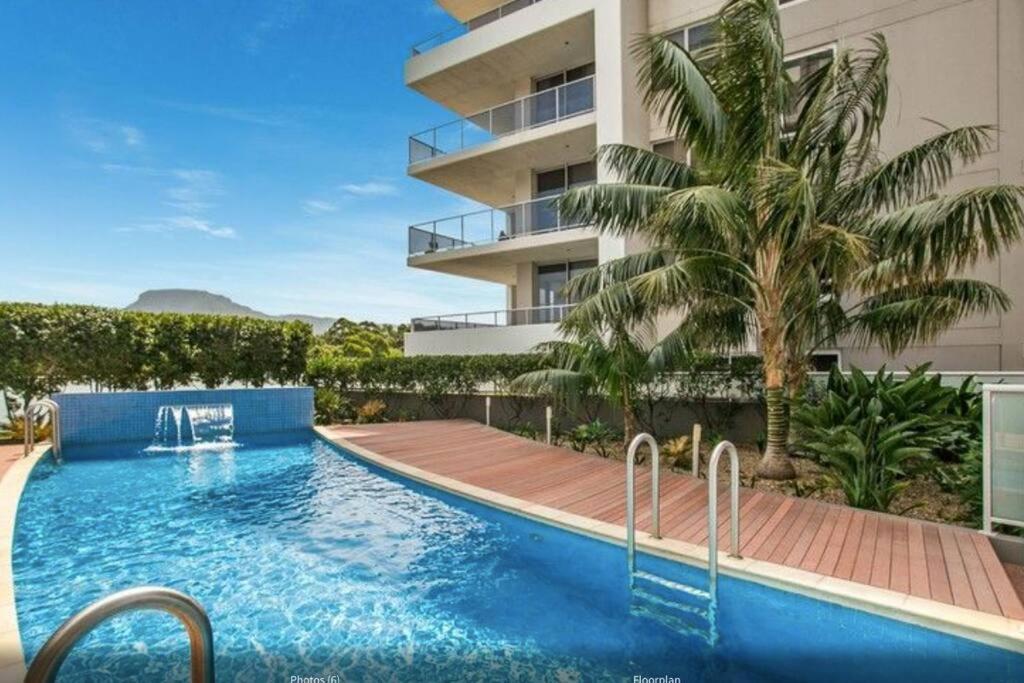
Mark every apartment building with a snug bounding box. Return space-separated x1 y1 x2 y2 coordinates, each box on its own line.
402 0 1024 371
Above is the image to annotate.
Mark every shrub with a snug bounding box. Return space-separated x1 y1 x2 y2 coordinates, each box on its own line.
567 419 620 459
935 444 983 525
662 435 693 470
0 303 313 401
356 399 388 424
792 365 959 512
314 387 354 425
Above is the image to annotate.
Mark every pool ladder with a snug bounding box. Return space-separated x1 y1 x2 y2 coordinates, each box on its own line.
626 434 741 645
25 587 215 682
23 398 62 462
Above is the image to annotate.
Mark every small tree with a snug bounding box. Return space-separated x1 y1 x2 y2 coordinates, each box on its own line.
511 322 683 447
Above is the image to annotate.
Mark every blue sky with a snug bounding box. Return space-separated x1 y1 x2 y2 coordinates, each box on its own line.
0 0 505 323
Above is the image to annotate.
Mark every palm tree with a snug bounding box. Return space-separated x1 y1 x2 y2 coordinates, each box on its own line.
510 321 683 448
558 0 1024 479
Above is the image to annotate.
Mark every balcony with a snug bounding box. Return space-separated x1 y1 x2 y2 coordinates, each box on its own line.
408 194 588 256
412 304 576 332
412 0 547 56
409 76 595 166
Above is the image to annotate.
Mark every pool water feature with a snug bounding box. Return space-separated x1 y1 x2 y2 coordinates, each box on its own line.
13 433 1024 682
149 404 236 451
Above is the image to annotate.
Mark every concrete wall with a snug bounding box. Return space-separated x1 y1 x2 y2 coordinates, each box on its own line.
53 388 314 447
344 390 765 443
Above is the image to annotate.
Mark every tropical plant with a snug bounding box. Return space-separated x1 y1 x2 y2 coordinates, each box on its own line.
355 399 388 424
662 434 694 470
314 387 354 425
934 444 983 526
558 0 1024 478
510 322 683 447
792 365 958 511
567 419 620 459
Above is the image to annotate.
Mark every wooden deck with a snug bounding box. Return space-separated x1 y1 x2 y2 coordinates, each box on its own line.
322 420 1024 620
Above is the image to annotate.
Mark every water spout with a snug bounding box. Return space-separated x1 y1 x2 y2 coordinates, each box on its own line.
148 404 237 452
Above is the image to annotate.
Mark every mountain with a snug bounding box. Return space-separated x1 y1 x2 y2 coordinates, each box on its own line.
125 289 337 335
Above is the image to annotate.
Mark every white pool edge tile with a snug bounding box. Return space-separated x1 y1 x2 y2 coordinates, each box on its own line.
0 446 46 681
318 427 1024 655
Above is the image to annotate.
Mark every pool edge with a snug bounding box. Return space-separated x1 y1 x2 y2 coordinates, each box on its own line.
0 445 46 682
315 426 1024 656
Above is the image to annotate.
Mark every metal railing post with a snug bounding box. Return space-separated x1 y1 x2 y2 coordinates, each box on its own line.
707 441 742 602
691 423 702 477
25 587 214 683
485 396 492 426
545 406 553 444
626 433 661 581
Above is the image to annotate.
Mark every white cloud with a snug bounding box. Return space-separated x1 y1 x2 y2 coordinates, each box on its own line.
101 165 235 239
166 216 237 239
340 181 398 197
302 199 339 215
66 117 146 153
117 216 237 240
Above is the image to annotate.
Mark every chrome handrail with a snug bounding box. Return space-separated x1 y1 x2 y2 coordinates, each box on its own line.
409 75 595 164
25 587 215 683
410 0 546 56
626 433 661 580
707 441 742 603
24 399 61 460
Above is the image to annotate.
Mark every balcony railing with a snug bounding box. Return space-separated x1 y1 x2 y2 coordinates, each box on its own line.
408 194 589 256
412 304 577 332
411 0 546 56
409 75 595 165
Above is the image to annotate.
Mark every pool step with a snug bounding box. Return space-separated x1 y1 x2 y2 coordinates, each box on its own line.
631 586 710 620
633 570 711 601
630 588 714 644
630 570 715 644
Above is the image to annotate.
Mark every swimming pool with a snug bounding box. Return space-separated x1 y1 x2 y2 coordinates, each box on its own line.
13 432 1024 681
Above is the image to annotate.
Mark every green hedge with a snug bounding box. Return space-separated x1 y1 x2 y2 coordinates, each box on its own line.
0 303 314 401
306 348 546 396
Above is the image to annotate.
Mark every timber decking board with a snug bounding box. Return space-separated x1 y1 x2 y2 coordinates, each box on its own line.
323 420 1024 619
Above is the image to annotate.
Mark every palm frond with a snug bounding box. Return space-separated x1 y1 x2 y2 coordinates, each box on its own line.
865 185 1024 281
714 0 787 165
632 34 728 161
597 143 700 189
847 279 1011 353
830 124 995 217
563 250 675 301
559 183 673 237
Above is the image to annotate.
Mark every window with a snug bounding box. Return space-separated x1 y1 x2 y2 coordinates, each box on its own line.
783 46 835 132
810 352 842 372
528 161 596 233
666 19 715 54
534 259 598 319
534 161 596 198
530 62 595 125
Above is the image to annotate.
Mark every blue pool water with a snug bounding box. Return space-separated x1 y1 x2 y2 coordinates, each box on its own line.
13 432 1024 682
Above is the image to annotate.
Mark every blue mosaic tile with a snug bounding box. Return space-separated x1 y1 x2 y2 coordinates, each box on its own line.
52 388 314 446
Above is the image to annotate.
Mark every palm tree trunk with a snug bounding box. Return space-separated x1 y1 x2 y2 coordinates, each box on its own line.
756 340 797 480
622 388 637 449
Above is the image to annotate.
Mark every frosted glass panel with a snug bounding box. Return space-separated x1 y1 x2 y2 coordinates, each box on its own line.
991 391 1024 524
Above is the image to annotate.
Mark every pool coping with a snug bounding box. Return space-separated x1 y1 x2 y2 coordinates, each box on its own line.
316 427 1024 655
0 445 46 682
